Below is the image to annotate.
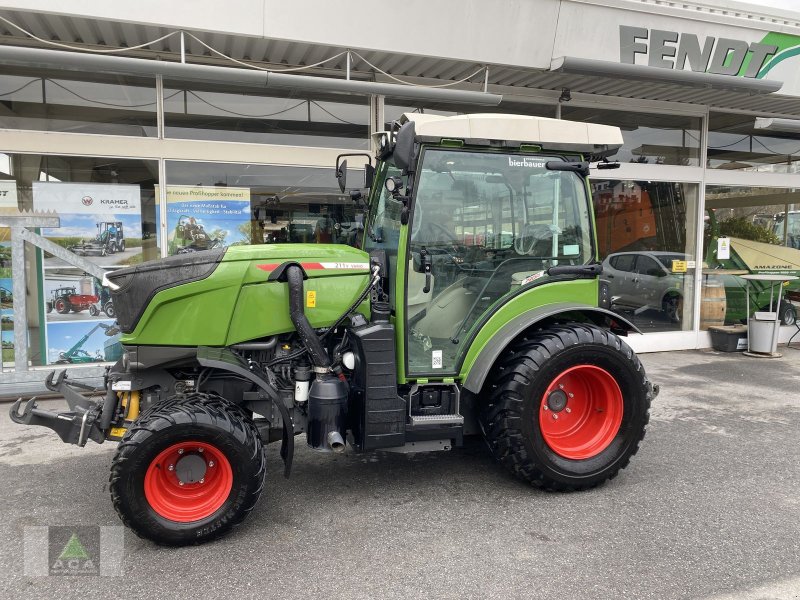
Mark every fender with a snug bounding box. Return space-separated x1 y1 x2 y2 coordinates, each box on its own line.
461 302 641 394
196 346 294 477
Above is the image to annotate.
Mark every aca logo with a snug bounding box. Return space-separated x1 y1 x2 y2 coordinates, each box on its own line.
81 196 93 206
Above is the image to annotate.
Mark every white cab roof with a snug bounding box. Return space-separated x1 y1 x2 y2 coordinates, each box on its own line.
400 113 623 151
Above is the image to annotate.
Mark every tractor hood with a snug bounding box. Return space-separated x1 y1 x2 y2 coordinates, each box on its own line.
107 244 371 346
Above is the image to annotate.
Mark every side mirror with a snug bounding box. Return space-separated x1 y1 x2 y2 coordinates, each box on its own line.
365 164 375 189
336 159 348 194
335 153 374 193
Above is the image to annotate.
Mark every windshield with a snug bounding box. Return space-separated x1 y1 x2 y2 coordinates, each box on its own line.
406 148 593 374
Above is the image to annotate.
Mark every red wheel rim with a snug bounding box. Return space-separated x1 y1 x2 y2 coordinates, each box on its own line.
538 365 624 460
144 441 233 522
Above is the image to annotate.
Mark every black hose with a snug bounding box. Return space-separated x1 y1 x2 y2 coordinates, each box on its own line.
286 265 331 369
265 267 379 368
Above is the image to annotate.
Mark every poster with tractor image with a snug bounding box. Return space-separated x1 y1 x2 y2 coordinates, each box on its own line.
43 269 115 323
157 186 251 256
33 182 143 268
45 318 121 366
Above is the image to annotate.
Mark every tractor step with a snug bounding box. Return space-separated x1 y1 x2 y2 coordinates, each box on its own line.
406 413 464 447
409 414 464 426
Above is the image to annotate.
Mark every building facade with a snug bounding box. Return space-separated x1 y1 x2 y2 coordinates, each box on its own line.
1 0 800 390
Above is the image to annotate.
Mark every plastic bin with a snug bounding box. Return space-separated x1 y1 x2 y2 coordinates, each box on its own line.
708 325 748 352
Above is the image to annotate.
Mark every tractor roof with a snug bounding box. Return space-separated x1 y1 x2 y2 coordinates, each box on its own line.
399 113 623 154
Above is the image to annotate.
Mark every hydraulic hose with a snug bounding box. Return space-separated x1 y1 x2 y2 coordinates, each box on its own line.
286 265 331 370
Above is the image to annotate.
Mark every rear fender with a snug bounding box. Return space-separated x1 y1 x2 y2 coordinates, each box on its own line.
461 303 640 394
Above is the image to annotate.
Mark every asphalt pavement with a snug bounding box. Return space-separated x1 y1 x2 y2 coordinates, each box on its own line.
0 348 799 599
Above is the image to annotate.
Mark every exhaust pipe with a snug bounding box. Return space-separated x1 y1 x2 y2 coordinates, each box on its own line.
327 431 346 453
283 265 348 452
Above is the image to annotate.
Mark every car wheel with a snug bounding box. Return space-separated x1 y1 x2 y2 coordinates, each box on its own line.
662 294 683 324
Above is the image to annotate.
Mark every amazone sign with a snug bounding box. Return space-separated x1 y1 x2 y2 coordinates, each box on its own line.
620 26 800 79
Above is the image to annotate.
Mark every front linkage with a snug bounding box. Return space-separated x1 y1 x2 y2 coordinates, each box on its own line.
10 370 110 446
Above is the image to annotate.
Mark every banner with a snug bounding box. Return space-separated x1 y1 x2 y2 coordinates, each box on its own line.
157 185 251 255
0 180 18 209
32 182 142 364
0 276 11 365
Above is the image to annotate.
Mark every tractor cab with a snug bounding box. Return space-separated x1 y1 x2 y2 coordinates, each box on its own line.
351 113 623 377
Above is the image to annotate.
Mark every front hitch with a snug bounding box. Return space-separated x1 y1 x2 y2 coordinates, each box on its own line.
8 370 107 446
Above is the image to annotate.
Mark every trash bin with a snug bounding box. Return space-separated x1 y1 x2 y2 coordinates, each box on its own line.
748 313 777 354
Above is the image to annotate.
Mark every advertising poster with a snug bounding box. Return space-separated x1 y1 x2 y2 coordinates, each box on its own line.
0 276 11 364
158 185 251 255
33 182 139 364
0 180 17 209
45 319 121 365
33 182 143 268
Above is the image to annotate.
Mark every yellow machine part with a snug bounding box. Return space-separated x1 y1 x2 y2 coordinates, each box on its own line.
107 391 141 441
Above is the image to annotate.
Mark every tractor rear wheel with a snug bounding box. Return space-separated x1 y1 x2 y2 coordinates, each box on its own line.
480 323 651 491
54 298 69 314
110 393 265 546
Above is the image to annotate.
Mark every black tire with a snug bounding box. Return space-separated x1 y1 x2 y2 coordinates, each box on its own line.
119 240 126 252
779 301 796 326
103 301 115 319
480 323 652 491
662 293 682 324
110 393 265 546
89 305 99 317
54 298 69 314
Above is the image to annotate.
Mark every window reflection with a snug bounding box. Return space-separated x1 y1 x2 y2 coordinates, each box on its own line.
562 107 701 166
708 112 800 173
592 180 698 332
163 84 369 148
0 69 157 137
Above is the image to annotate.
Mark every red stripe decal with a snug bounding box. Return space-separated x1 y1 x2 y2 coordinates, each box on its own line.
256 263 279 272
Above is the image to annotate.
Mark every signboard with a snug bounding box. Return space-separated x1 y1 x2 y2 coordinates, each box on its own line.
717 237 731 260
32 182 142 365
0 180 18 209
157 185 251 256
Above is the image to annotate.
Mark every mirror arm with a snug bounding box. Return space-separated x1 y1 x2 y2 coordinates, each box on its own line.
420 247 432 293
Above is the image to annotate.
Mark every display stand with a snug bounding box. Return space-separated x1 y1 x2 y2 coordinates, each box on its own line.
740 274 798 358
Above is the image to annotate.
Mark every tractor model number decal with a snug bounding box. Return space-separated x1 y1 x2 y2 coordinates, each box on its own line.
520 271 546 286
256 262 369 272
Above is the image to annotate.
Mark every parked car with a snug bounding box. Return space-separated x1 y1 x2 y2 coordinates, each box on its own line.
602 251 687 323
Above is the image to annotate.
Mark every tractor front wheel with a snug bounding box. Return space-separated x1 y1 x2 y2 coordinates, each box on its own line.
480 323 652 491
110 393 265 546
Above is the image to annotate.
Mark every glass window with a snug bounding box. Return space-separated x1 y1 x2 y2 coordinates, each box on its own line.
592 179 698 332
703 184 800 328
0 67 157 137
708 112 800 173
0 153 159 368
407 149 593 374
164 161 364 254
163 82 369 148
561 106 701 166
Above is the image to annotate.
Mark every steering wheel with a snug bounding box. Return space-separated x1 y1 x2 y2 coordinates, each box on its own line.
514 223 554 256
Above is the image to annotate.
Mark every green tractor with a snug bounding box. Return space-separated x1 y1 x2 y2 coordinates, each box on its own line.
11 114 656 546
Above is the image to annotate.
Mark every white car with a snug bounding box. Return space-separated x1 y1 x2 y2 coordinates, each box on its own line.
602 251 687 323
